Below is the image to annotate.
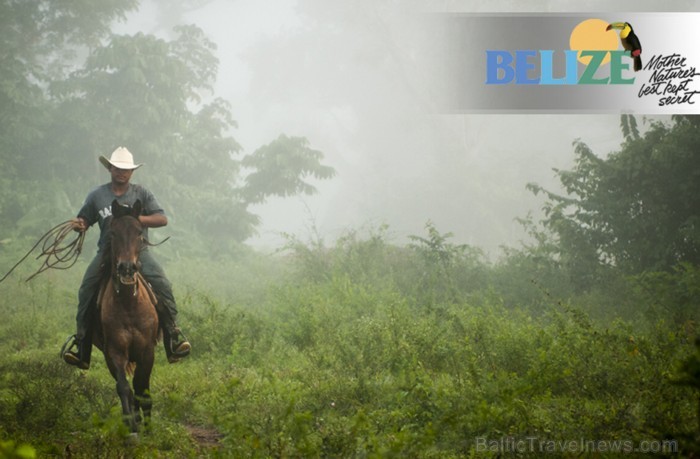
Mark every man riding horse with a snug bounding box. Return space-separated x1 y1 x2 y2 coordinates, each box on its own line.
62 147 191 368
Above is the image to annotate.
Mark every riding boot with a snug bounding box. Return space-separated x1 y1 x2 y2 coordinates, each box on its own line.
62 333 92 370
159 311 191 363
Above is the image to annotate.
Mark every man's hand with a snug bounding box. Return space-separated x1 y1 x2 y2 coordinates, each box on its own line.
138 214 168 228
71 218 87 233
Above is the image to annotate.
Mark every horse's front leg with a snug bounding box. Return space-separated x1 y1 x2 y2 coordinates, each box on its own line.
133 390 149 429
115 368 137 432
133 340 155 428
106 351 138 433
105 348 137 432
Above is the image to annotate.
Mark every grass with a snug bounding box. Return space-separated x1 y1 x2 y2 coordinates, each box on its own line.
0 233 698 457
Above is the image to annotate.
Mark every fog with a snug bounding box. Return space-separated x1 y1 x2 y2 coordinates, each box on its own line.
115 0 697 257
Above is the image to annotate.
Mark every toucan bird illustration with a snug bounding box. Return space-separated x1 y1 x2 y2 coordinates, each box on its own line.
606 22 642 71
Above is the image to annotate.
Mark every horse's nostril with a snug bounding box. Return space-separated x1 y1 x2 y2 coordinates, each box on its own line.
117 262 135 276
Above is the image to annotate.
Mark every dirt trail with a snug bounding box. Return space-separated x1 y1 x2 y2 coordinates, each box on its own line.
186 424 224 451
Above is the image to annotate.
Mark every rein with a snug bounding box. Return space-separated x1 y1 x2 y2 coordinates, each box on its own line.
0 221 85 283
143 236 170 248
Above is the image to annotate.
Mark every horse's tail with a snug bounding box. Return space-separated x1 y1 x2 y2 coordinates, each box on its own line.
126 362 136 376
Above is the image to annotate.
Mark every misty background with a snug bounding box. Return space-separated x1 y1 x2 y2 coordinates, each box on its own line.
3 2 700 455
98 0 697 255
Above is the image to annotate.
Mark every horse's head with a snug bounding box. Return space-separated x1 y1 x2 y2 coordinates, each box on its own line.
109 199 144 286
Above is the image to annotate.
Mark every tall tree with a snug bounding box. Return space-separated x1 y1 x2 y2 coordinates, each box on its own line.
1 0 335 255
527 115 700 279
0 0 139 231
241 135 336 204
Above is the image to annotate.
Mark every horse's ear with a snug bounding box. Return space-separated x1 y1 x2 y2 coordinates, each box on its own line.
132 199 142 218
111 199 124 218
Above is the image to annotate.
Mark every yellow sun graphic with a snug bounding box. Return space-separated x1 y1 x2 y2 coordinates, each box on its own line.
569 18 619 66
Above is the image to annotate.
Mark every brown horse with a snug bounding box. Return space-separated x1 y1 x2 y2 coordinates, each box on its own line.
92 199 159 432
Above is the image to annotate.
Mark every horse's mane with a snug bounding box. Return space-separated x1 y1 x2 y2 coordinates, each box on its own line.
98 216 115 284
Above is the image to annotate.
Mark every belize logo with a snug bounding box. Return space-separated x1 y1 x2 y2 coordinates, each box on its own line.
485 18 641 85
434 13 700 112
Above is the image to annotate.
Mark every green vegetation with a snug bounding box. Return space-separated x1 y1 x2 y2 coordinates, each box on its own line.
527 115 700 280
0 224 698 457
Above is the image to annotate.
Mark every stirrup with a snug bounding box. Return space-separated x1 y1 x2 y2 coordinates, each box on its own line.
61 334 89 370
60 334 77 359
167 329 191 363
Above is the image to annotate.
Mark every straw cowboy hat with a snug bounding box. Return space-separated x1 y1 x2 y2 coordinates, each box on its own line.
99 147 143 171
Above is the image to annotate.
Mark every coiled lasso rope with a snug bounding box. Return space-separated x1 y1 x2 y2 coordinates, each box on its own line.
0 220 85 283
